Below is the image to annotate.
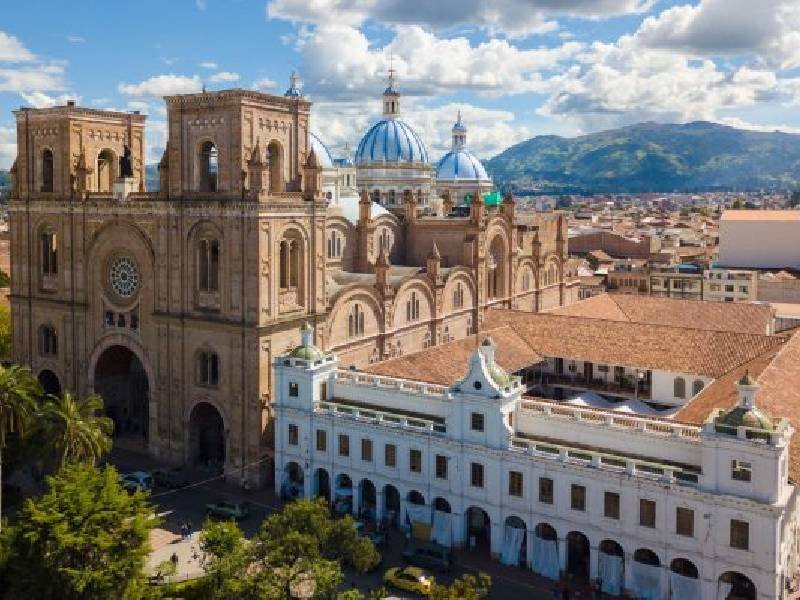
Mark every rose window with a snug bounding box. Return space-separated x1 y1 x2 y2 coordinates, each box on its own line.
109 256 139 298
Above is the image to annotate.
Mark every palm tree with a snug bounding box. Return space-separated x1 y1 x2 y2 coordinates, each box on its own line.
0 364 41 530
37 392 114 469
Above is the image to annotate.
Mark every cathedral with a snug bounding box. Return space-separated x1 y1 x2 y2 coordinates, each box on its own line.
7 75 578 487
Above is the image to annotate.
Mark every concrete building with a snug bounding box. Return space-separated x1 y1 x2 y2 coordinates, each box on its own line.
719 211 800 269
704 268 758 303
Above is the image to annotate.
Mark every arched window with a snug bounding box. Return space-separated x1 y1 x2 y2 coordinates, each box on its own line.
453 282 464 309
40 229 58 276
199 141 218 192
97 149 115 192
267 141 283 192
348 304 364 338
327 232 342 259
372 189 380 203
279 236 303 291
388 190 396 205
522 271 531 291
39 325 58 356
41 148 54 193
406 291 420 322
692 379 705 396
378 229 390 253
674 377 686 399
198 238 220 292
198 350 219 386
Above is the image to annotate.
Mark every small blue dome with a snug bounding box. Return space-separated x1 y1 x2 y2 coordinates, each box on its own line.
436 149 491 182
309 132 334 168
355 119 430 165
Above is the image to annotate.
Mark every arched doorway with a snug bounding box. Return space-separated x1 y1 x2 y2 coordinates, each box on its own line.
94 345 149 448
383 484 400 526
407 490 425 506
566 531 590 580
501 516 527 567
188 402 225 471
433 497 451 513
281 461 304 500
358 479 376 520
487 235 507 299
598 539 625 595
631 549 661 600
97 149 115 192
37 369 61 397
313 468 330 501
466 506 491 554
334 473 353 515
670 558 701 599
532 523 559 580
267 141 283 192
719 571 756 600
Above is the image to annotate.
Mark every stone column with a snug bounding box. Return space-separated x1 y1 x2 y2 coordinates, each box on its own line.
302 469 313 499
352 484 361 518
623 553 635 595
452 511 466 547
589 545 599 581
375 489 385 522
527 530 536 570
490 521 503 558
558 537 568 575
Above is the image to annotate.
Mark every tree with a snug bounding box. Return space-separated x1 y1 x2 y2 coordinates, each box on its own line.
0 364 41 529
1 462 157 599
430 573 492 600
35 392 113 469
198 519 251 599
0 304 11 360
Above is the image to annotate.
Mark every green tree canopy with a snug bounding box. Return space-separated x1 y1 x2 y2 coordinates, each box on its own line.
1 462 157 600
430 573 492 600
0 304 11 360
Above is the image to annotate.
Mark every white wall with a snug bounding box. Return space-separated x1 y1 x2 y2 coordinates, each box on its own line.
719 219 800 269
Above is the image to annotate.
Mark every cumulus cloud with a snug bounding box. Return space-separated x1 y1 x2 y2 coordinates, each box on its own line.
268 0 654 38
0 64 65 93
207 71 240 83
0 125 16 169
252 77 277 91
636 0 800 69
20 91 80 108
0 31 35 62
118 74 202 97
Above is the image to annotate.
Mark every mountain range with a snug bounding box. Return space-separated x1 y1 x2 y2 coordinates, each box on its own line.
485 121 800 194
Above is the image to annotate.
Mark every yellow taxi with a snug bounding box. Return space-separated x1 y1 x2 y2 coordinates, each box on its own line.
383 565 435 597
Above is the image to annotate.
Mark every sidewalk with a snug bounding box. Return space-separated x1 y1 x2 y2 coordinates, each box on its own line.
146 529 205 583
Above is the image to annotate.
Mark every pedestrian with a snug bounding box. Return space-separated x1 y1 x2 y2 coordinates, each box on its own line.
180 522 187 540
170 552 178 568
187 521 193 537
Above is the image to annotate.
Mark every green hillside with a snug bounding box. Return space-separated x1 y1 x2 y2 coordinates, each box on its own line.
486 121 800 194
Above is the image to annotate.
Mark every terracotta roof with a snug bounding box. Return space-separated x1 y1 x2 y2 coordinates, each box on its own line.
588 250 613 261
363 325 543 385
550 294 774 335
677 330 800 480
484 310 785 377
722 210 800 221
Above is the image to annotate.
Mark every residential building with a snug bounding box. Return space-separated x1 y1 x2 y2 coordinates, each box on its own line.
704 268 758 303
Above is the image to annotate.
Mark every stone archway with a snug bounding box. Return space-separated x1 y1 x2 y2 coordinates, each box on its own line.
466 506 491 554
314 468 330 501
188 402 225 472
719 571 756 600
567 531 591 581
93 345 149 449
37 369 61 397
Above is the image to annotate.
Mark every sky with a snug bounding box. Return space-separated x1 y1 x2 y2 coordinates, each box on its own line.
2 0 800 169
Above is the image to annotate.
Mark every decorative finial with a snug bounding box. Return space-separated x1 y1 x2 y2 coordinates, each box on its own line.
202 83 207 93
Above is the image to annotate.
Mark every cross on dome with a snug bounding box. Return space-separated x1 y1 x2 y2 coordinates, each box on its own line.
383 57 401 117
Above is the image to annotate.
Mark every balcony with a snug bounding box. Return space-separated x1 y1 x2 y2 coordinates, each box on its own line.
539 372 651 401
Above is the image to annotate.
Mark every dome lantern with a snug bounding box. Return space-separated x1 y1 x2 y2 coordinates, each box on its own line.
452 110 467 150
284 71 302 98
382 66 401 118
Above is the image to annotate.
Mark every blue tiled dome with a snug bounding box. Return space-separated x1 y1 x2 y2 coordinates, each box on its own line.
436 149 491 182
355 119 430 165
309 132 334 168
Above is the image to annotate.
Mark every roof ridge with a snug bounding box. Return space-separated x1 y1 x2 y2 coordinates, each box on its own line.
608 295 634 322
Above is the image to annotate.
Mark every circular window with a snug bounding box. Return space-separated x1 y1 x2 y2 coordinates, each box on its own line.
109 256 139 298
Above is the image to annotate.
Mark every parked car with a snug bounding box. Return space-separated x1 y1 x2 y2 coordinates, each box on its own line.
205 500 250 520
152 467 188 489
402 541 453 572
383 566 434 597
120 471 154 493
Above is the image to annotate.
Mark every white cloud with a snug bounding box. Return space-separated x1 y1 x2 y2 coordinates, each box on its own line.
199 61 218 69
19 91 80 108
0 64 65 93
252 77 277 91
636 0 800 69
118 74 202 97
207 71 240 83
0 31 35 62
66 35 85 44
267 0 654 38
0 125 16 169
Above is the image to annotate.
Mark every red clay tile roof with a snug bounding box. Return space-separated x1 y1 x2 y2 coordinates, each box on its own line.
550 293 774 335
363 325 543 385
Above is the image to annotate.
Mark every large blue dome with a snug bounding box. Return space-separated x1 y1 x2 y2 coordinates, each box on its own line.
436 149 491 182
355 119 430 165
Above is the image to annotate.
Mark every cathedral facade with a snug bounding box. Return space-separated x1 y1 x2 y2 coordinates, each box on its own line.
8 83 578 487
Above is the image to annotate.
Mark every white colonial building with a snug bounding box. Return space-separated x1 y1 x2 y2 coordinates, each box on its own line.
274 324 800 600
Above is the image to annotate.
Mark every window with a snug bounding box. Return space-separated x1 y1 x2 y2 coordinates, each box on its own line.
338 434 349 457
435 455 447 479
198 238 220 292
327 231 342 259
38 325 58 356
198 351 219 386
410 449 422 473
288 382 299 397
41 148 54 192
379 228 390 251
571 484 586 511
348 303 365 338
692 379 705 396
199 141 218 192
539 477 554 504
406 291 420 322
676 507 694 537
509 471 523 497
673 377 686 399
288 424 298 445
279 237 301 290
470 412 485 432
319 381 327 401
453 282 464 309
470 462 484 488
604 492 620 520
384 443 396 467
639 499 656 528
730 519 749 550
522 271 531 291
315 429 326 451
360 438 373 462
731 460 752 482
41 231 57 276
